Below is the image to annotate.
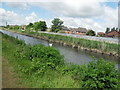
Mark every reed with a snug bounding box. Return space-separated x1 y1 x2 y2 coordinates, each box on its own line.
38 33 119 55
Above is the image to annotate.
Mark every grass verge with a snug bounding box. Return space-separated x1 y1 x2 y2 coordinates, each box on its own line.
2 32 120 88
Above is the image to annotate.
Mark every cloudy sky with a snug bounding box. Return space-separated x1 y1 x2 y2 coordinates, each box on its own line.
0 0 119 32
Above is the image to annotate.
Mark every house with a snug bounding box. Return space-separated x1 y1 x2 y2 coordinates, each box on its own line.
69 27 87 35
97 32 105 37
105 30 120 38
62 26 87 35
61 26 71 34
21 25 26 30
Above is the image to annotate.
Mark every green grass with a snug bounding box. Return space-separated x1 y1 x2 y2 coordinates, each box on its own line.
37 33 119 54
2 33 81 88
2 33 120 88
2 28 119 55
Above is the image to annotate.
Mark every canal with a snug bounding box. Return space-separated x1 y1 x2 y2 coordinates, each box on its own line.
1 30 119 71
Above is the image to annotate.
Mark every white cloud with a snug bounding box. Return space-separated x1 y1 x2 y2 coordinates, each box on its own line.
25 12 38 24
5 2 29 10
0 8 39 26
30 0 104 18
0 0 118 33
1 0 119 2
58 17 103 32
28 0 118 32
102 6 118 27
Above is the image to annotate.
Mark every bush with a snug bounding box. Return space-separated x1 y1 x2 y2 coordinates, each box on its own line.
86 30 96 36
80 58 119 89
21 44 64 75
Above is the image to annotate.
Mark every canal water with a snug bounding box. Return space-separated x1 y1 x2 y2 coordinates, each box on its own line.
1 30 119 71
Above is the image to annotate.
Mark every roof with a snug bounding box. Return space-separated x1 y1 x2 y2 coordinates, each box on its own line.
69 27 87 33
106 30 120 34
97 32 105 35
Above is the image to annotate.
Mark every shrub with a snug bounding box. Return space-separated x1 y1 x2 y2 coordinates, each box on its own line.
23 44 64 75
86 30 96 36
80 58 119 89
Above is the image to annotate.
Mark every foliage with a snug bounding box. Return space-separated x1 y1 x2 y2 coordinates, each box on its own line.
80 58 119 89
26 23 33 29
23 44 64 74
34 21 47 32
38 33 119 54
51 18 63 32
111 27 116 31
86 30 96 36
105 27 110 33
2 33 120 88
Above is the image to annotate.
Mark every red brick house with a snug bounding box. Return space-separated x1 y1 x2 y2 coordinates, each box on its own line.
105 30 120 37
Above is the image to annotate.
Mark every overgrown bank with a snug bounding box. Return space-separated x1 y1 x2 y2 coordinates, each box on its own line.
1 28 120 57
2 33 120 88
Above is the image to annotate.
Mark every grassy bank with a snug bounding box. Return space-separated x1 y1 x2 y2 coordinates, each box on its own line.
2 33 81 88
2 32 120 88
1 28 120 57
38 33 120 55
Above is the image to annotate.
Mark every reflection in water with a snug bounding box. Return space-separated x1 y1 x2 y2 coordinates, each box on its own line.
1 30 119 71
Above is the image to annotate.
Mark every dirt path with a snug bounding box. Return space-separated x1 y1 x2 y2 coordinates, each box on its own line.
2 57 21 88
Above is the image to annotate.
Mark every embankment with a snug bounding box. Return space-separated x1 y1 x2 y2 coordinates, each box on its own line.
1 29 120 57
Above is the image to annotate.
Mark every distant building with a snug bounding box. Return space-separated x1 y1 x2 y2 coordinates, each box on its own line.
62 26 87 35
97 32 105 37
61 26 71 34
21 25 26 30
105 30 120 38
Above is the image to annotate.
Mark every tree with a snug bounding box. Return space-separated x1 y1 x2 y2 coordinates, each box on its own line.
51 18 63 32
26 23 33 29
39 21 47 31
14 25 20 30
111 27 115 31
86 30 96 36
105 27 110 33
34 21 47 32
116 27 119 31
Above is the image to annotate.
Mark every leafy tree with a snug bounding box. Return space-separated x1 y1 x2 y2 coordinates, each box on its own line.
116 27 119 31
39 21 47 31
111 27 115 31
86 30 96 36
14 25 20 30
105 27 110 33
26 23 33 29
51 18 63 32
9 26 13 30
34 21 47 32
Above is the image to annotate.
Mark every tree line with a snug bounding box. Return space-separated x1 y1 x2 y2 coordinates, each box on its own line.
4 18 112 36
25 18 96 36
105 27 120 33
25 18 63 33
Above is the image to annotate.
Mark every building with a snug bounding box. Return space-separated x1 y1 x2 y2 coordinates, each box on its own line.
105 30 120 38
21 25 26 30
69 27 87 35
62 26 87 35
97 32 105 37
62 26 72 34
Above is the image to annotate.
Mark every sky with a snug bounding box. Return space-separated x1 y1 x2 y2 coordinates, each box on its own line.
0 0 119 32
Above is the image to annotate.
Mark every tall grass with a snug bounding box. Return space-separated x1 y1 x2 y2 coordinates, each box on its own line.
38 33 119 54
2 28 119 55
